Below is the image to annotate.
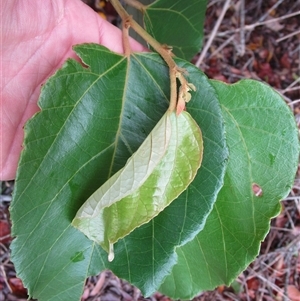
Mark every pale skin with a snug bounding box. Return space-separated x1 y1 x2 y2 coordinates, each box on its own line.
0 0 145 180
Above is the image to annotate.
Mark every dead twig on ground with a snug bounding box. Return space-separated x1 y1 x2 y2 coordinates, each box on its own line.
195 0 231 67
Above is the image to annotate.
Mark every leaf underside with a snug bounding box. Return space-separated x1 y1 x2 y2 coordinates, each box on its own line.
72 111 203 257
10 44 227 301
159 79 299 300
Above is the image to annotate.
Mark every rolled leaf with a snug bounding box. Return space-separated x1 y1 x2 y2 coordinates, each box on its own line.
72 111 203 259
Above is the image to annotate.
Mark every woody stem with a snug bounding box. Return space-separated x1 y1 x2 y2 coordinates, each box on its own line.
109 0 180 112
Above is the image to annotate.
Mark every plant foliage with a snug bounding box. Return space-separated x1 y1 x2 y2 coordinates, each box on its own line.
10 1 299 301
143 0 207 60
159 79 299 298
72 110 203 258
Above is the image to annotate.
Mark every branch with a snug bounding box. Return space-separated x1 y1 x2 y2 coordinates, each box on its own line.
109 0 194 114
123 0 146 12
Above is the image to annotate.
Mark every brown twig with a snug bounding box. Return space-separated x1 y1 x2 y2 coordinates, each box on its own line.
110 0 193 113
195 0 231 67
0 265 12 293
276 29 300 43
123 0 146 11
239 0 245 56
217 10 300 37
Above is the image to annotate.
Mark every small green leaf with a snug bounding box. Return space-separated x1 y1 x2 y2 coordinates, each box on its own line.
72 111 203 257
159 79 299 299
144 0 207 60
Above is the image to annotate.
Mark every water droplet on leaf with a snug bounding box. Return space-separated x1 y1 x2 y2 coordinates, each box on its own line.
108 242 114 262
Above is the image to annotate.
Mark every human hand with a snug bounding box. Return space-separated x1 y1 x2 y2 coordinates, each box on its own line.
0 0 145 180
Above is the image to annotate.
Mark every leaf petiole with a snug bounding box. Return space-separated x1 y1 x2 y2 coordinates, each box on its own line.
109 0 195 113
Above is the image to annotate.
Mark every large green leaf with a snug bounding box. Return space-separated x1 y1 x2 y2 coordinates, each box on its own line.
73 111 203 257
105 58 227 296
143 0 207 60
10 44 227 301
159 80 299 299
11 44 168 301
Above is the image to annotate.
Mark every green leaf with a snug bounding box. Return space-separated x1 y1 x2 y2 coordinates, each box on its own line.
144 0 207 60
72 111 203 258
159 80 299 299
10 44 168 301
106 58 227 296
10 44 227 301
